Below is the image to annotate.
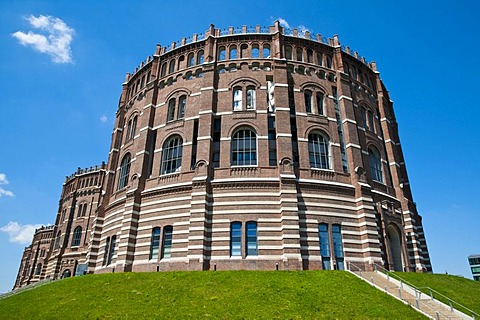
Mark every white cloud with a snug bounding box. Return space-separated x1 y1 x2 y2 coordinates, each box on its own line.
0 221 43 244
277 17 290 29
0 173 14 197
298 25 310 36
271 18 312 36
100 115 108 123
12 15 75 64
0 173 8 185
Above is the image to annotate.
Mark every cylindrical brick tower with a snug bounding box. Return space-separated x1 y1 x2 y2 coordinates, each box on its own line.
91 22 431 274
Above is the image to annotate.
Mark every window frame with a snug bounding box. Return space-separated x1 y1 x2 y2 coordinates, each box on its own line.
118 153 131 190
231 128 257 166
230 222 242 257
368 146 383 183
308 131 331 170
149 227 161 260
72 226 82 247
161 226 173 259
160 135 183 175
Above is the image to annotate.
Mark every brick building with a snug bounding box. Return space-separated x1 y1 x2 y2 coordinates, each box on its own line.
14 21 432 289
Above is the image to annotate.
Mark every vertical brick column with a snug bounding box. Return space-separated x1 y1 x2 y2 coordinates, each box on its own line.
279 168 302 270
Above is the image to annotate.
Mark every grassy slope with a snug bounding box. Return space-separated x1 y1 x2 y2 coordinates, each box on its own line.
0 271 425 320
395 272 480 315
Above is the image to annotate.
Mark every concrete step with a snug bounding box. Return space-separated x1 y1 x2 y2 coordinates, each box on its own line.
354 271 467 320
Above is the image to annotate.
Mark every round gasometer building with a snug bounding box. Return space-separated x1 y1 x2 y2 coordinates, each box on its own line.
82 22 432 274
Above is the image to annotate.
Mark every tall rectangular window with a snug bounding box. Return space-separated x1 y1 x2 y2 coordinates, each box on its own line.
233 89 242 111
161 226 173 259
332 224 344 270
191 119 199 169
107 235 116 265
267 116 277 166
147 130 157 177
150 227 161 260
230 222 242 256
319 224 331 270
212 118 221 168
246 221 258 256
102 236 110 266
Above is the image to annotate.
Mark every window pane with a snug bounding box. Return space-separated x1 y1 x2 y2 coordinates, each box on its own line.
231 129 257 166
246 222 258 256
319 224 330 258
263 45 270 58
161 226 173 259
230 222 242 256
246 88 256 110
308 133 330 169
161 136 183 175
304 91 312 113
150 227 161 260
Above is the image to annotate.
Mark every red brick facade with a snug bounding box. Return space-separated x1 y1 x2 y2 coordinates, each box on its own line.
14 22 431 289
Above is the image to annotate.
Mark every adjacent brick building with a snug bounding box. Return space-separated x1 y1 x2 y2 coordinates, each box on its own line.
14 21 432 289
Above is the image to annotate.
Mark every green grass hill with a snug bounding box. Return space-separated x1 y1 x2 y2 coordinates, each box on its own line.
0 270 478 319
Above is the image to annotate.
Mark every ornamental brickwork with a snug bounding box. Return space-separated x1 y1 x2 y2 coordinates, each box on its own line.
13 22 431 289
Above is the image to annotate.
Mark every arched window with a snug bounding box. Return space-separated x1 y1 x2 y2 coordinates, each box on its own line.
82 203 88 216
344 62 350 76
263 44 270 58
232 84 256 111
229 45 237 59
246 221 258 256
168 60 175 74
304 90 313 113
231 128 257 166
54 231 61 249
72 226 82 247
369 146 383 182
125 115 137 141
177 55 184 70
77 204 83 218
177 95 186 119
218 46 226 61
149 227 161 260
326 55 333 69
308 132 330 169
118 153 131 190
307 49 313 63
285 45 292 60
246 87 256 110
230 222 242 256
35 263 42 275
316 92 325 115
197 50 204 64
187 53 194 67
233 87 242 111
161 226 173 259
296 47 303 61
161 135 183 175
240 44 248 58
251 44 259 58
167 98 176 122
316 52 323 66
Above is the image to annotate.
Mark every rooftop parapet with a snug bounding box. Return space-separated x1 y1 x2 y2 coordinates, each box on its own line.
64 161 106 182
34 225 54 233
127 21 372 80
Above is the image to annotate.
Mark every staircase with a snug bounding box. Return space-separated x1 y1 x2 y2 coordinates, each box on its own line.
348 263 477 320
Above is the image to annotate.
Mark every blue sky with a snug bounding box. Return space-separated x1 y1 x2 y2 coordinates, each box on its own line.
0 0 478 293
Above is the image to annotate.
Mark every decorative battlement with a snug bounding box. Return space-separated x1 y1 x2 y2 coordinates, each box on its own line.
34 225 54 233
125 21 373 81
64 161 106 182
